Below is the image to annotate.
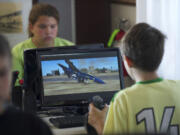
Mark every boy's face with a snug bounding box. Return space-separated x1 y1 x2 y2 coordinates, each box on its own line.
30 15 58 47
0 56 11 102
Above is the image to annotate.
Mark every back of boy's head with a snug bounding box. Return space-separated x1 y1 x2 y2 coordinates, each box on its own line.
28 3 59 37
121 23 166 72
0 34 11 60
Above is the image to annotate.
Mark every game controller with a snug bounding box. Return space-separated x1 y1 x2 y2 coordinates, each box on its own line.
85 95 105 135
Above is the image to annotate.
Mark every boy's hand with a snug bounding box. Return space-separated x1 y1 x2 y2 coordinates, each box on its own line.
88 103 109 135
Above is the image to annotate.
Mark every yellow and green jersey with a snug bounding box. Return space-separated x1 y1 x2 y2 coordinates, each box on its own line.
103 78 180 135
12 37 74 86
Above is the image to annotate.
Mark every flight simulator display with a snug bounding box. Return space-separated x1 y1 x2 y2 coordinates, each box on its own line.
24 47 124 108
41 56 120 96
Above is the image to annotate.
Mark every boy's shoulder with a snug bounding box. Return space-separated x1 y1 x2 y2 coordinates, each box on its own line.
111 84 137 102
4 105 39 121
164 79 180 83
165 79 180 89
55 37 74 46
112 79 180 102
2 105 53 135
12 38 34 52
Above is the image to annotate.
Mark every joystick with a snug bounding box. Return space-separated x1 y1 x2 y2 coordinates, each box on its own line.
85 95 105 135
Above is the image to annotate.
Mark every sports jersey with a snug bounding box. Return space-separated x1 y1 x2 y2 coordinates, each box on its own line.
103 78 180 135
12 37 74 86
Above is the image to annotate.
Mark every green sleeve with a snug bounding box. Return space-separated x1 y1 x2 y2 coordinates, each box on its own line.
12 47 24 86
55 37 75 46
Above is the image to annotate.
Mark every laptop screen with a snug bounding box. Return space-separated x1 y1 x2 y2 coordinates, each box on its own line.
24 47 124 109
38 48 124 106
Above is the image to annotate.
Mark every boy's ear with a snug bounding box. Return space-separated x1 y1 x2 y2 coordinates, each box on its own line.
29 23 33 31
124 56 133 67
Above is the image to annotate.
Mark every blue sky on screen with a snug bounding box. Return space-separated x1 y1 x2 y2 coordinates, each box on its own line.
41 57 118 76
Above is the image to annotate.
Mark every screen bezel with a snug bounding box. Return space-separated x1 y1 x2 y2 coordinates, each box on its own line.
36 48 124 107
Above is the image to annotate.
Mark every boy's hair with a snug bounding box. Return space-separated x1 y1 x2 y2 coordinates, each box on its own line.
28 3 59 37
0 34 11 60
121 23 166 72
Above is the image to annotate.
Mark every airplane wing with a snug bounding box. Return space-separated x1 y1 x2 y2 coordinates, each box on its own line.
58 63 67 72
58 63 72 78
58 60 105 84
65 59 80 72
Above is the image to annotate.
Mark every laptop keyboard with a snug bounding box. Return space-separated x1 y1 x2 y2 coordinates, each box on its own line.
49 115 85 128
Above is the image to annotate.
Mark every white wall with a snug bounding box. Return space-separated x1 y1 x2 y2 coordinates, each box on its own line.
111 3 136 32
0 0 32 48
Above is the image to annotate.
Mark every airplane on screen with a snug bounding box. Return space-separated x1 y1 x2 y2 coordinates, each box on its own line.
58 59 105 84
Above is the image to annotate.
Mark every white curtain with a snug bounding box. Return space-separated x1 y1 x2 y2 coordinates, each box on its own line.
136 0 180 80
